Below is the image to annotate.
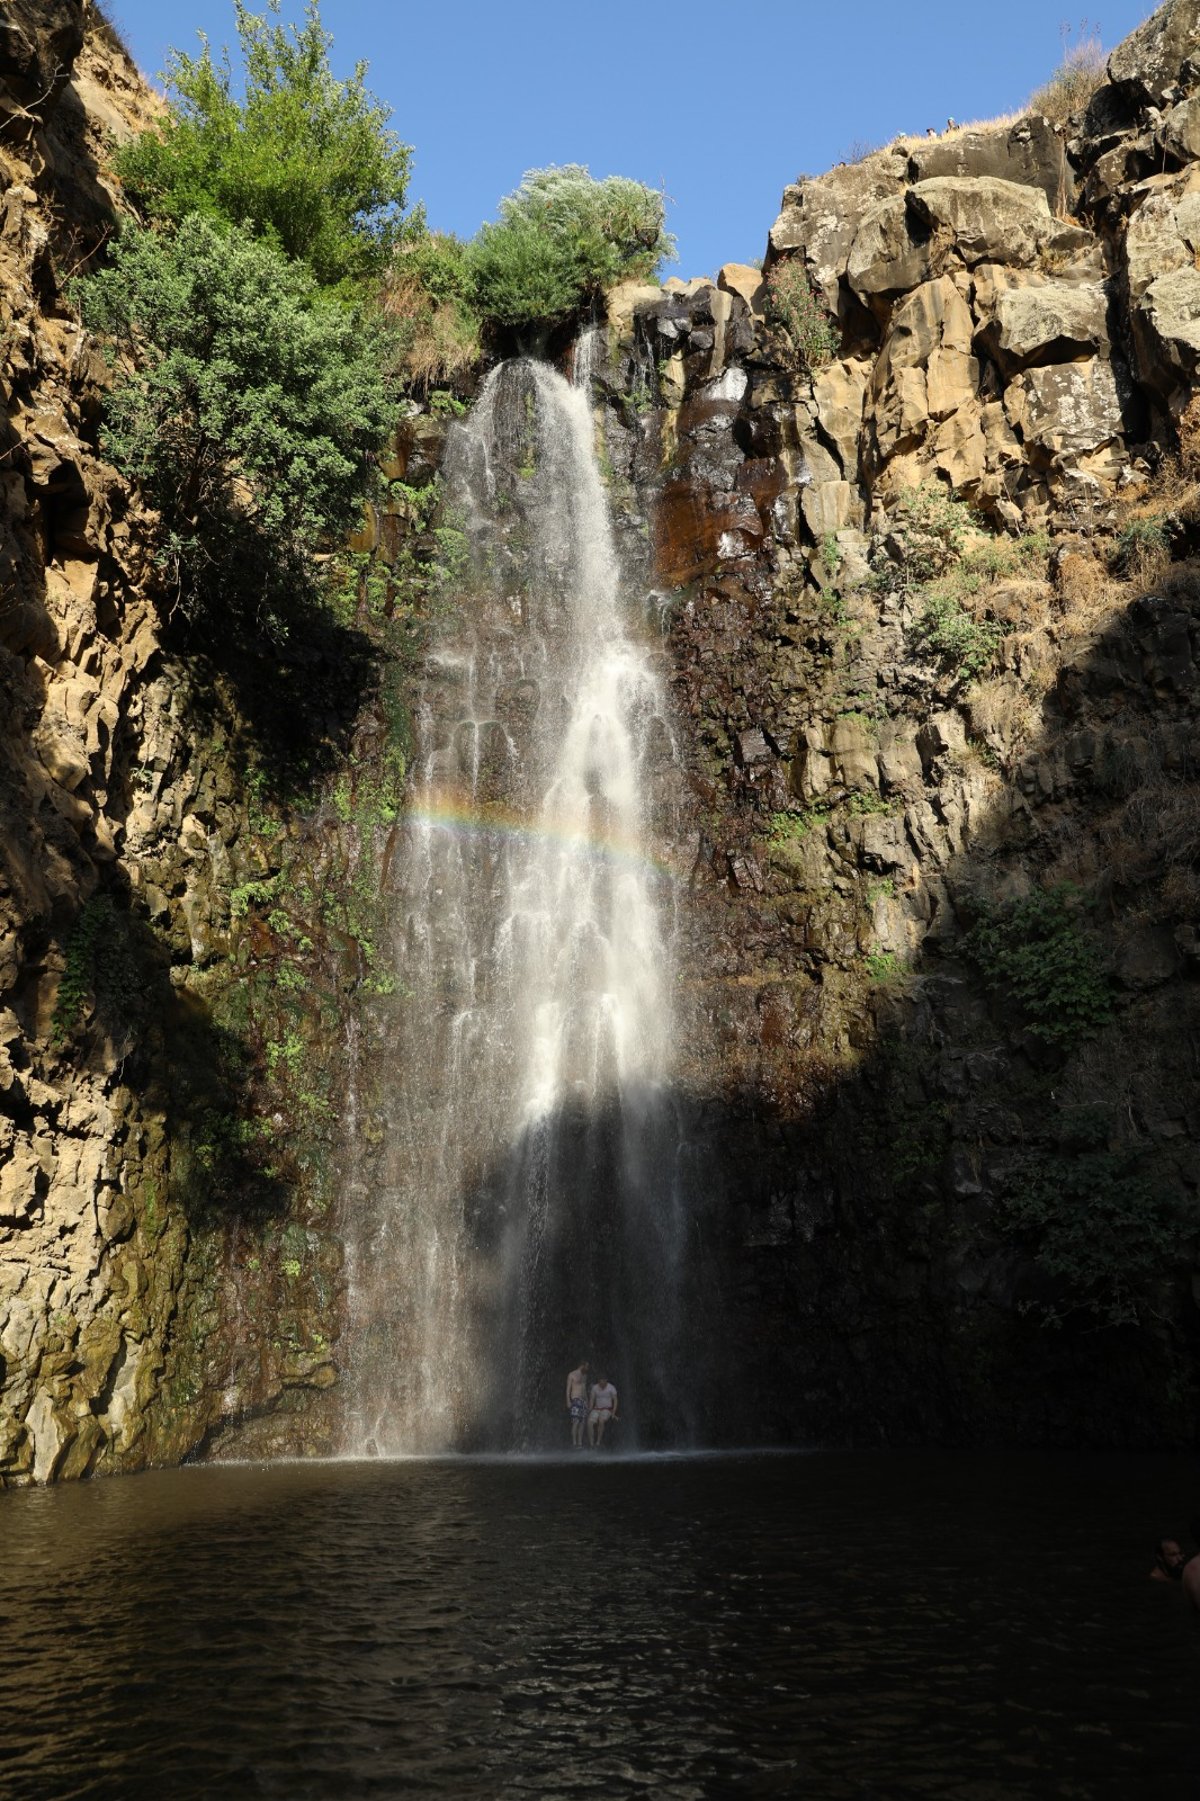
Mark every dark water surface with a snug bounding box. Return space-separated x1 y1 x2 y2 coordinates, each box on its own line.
3 1451 1199 1799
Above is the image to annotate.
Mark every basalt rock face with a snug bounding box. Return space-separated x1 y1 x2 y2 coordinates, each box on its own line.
591 4 1200 1447
0 5 363 1485
7 0 1200 1483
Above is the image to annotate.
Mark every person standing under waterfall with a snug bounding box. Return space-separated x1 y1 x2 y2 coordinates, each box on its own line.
566 1360 590 1448
588 1373 619 1448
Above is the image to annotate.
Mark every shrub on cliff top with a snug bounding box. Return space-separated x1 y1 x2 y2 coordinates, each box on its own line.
78 214 397 622
115 1 414 295
466 165 674 329
380 233 482 391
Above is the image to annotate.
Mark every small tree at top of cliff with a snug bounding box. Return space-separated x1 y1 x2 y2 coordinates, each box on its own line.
466 165 675 328
115 0 414 294
78 214 398 623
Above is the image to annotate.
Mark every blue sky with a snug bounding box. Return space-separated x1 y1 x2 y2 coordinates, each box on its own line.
100 0 1158 277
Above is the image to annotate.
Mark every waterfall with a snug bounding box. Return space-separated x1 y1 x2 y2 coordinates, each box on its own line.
343 337 692 1454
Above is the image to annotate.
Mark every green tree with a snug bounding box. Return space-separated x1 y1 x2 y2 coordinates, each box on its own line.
115 0 414 292
467 165 674 329
78 214 397 620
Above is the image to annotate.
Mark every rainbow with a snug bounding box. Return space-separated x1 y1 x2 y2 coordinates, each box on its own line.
404 790 683 882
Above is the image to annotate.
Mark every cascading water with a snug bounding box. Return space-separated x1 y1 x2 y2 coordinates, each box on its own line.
343 336 696 1454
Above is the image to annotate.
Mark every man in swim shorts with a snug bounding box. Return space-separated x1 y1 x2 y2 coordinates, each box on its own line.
588 1373 618 1448
566 1360 590 1448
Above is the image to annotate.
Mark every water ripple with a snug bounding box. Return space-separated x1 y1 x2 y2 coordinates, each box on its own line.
2 1452 1199 1799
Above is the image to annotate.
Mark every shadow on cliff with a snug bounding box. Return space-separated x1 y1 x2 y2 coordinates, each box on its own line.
730 562 1200 1449
160 596 382 807
51 886 289 1225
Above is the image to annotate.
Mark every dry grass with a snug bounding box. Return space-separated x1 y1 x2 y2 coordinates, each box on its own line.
890 112 1025 156
88 2 135 63
1028 23 1108 125
966 672 1041 757
378 269 481 393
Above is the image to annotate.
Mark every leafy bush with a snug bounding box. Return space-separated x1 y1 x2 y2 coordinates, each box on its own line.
1000 1146 1195 1327
468 216 587 330
466 164 674 329
962 885 1113 1046
914 590 1010 682
78 214 397 621
764 259 840 369
886 482 975 584
115 1 414 293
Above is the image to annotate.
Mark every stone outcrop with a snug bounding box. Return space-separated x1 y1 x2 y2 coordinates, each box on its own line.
0 3 362 1485
6 0 1200 1477
592 0 1200 1447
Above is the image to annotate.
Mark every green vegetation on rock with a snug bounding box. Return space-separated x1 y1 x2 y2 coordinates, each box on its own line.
962 886 1113 1046
1000 1142 1195 1328
468 165 673 328
78 214 397 624
388 166 673 380
114 0 414 295
764 259 840 370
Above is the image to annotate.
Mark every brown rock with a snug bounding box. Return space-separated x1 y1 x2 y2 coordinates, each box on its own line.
770 159 908 308
718 263 766 312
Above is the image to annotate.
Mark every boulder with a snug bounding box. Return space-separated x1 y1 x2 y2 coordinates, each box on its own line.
1123 181 1200 302
847 195 933 299
869 277 980 465
906 177 1057 267
775 160 908 307
1157 94 1200 162
829 715 879 790
1137 266 1200 392
809 359 870 476
1005 356 1126 459
1107 0 1200 108
985 280 1111 370
800 479 864 536
605 279 666 342
718 263 766 312
907 114 1074 213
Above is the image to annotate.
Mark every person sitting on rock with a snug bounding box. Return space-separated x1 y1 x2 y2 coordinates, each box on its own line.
587 1373 619 1448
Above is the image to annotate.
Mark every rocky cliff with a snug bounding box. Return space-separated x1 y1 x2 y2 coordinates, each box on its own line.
588 0 1200 1445
4 0 1200 1483
0 1 387 1484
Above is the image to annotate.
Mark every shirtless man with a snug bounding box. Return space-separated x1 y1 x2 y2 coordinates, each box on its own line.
1184 1516 1200 1612
566 1360 589 1449
588 1373 618 1448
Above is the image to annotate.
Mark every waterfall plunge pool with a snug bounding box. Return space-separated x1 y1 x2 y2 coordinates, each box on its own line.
4 1451 1199 1798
